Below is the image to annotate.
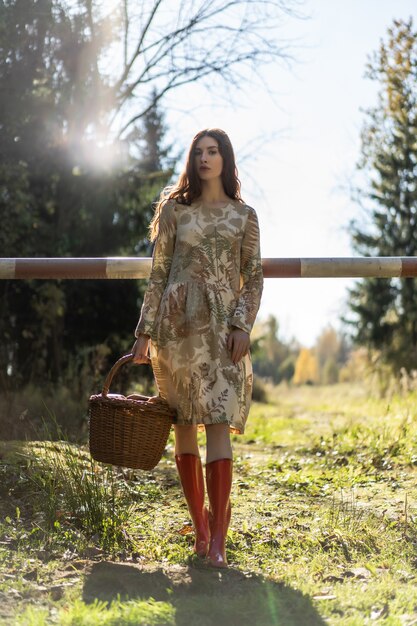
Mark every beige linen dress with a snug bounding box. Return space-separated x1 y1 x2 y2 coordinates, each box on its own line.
135 199 263 434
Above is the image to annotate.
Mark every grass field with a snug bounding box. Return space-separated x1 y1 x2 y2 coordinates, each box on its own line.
0 382 416 625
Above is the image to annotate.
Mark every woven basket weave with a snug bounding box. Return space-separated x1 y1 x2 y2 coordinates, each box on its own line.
88 353 175 470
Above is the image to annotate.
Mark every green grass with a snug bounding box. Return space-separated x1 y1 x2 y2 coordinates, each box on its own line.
1 382 417 625
13 598 176 626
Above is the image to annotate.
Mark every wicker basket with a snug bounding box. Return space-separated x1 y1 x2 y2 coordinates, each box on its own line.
89 353 175 470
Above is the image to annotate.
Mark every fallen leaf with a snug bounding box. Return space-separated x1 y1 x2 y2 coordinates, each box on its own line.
370 604 389 620
344 567 372 579
323 574 344 583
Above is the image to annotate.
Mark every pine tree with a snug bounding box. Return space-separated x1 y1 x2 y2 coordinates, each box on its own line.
347 18 417 373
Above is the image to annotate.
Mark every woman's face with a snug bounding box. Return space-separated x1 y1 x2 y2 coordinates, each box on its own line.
194 135 223 181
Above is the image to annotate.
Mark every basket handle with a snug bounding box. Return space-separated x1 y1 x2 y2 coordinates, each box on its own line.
102 353 135 396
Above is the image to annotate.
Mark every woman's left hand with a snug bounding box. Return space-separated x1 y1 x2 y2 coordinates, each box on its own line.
227 328 250 364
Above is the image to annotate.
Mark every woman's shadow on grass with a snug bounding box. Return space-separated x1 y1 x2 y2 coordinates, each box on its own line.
83 561 327 626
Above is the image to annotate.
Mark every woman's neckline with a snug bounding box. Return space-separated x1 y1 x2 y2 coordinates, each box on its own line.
194 199 236 209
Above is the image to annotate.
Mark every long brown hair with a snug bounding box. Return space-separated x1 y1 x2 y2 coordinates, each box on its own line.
149 128 242 240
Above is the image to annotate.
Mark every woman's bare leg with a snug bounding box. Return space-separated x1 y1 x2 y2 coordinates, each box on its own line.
173 424 199 456
205 423 232 463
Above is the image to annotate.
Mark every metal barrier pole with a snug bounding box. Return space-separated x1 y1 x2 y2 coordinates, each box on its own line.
0 257 417 279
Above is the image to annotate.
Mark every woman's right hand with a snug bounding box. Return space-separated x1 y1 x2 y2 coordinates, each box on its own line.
131 334 151 365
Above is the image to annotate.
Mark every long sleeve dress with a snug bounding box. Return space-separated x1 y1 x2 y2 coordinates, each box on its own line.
134 199 263 434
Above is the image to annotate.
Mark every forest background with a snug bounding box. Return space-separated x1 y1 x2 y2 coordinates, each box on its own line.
1 0 417 440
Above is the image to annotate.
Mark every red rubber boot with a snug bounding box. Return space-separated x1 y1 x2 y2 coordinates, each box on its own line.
205 458 233 568
175 454 210 557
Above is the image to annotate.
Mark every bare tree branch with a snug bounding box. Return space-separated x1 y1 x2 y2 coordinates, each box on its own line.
122 0 129 69
76 0 305 140
117 0 164 88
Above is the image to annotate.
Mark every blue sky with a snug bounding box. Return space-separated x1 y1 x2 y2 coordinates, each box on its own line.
160 0 417 346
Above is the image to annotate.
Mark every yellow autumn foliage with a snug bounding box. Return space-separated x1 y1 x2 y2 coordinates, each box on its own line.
293 348 319 385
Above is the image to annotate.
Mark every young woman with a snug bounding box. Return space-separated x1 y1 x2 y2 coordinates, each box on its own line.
132 128 263 568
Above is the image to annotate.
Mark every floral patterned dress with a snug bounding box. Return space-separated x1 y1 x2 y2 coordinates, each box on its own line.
135 199 263 434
